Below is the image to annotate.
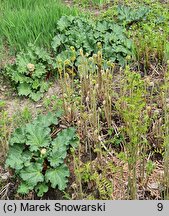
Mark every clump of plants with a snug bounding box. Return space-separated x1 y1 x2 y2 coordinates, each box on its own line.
116 5 149 26
5 111 79 197
102 3 168 67
115 67 150 199
5 45 53 101
52 16 133 66
102 5 149 25
0 0 78 51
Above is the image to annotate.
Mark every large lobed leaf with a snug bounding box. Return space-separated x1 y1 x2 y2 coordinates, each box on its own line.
49 127 79 167
45 164 69 190
6 144 24 170
17 182 34 195
20 163 44 187
35 183 49 197
17 83 32 96
52 127 79 149
49 143 67 168
34 112 59 128
26 123 51 151
9 127 26 146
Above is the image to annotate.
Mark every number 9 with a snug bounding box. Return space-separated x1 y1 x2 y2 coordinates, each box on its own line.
157 203 163 211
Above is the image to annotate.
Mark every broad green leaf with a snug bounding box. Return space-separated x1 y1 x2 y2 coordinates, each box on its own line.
16 54 30 74
55 109 64 118
52 16 133 65
26 123 51 151
20 163 44 187
51 127 78 150
9 127 26 146
6 144 24 170
32 79 40 90
69 135 79 149
31 64 46 79
96 21 109 33
49 143 67 167
40 81 49 93
34 47 51 62
51 129 70 149
51 35 63 51
35 183 48 197
34 112 59 128
116 45 130 54
126 39 132 49
17 182 34 194
64 127 79 148
6 44 50 101
17 83 31 96
22 151 32 166
57 16 73 31
117 5 149 24
11 71 26 83
45 164 69 190
30 92 43 101
62 127 78 147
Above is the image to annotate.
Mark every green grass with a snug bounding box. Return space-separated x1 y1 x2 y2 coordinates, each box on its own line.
73 0 110 7
0 0 79 52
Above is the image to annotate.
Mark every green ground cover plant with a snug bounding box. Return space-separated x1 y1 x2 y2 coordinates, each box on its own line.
1 0 169 200
5 45 53 101
5 111 79 197
52 16 133 66
4 14 134 101
102 3 169 68
116 5 149 25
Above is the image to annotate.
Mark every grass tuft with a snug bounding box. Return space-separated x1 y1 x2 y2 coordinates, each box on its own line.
0 0 78 51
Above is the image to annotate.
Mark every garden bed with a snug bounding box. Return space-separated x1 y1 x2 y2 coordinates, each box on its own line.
0 0 169 200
